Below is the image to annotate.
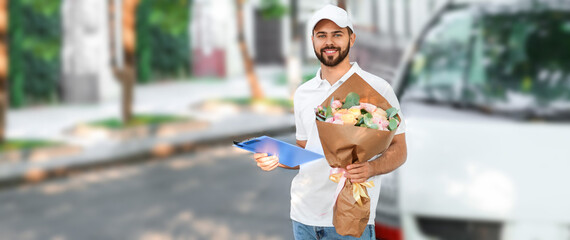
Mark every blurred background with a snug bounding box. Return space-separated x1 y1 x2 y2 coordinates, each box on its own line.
0 0 569 239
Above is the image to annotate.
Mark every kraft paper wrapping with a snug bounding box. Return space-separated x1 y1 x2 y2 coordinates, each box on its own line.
315 73 400 237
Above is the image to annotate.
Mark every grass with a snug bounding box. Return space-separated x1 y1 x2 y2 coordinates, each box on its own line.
0 139 61 152
88 114 191 130
217 97 293 109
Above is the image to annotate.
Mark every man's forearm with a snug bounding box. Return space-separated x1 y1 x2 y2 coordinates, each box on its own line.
369 133 407 176
279 163 300 170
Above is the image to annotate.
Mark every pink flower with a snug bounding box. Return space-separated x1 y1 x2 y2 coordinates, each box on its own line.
333 119 344 125
380 118 389 130
332 100 343 109
360 103 377 113
325 117 334 123
317 105 324 111
372 116 382 125
349 105 362 110
334 113 343 121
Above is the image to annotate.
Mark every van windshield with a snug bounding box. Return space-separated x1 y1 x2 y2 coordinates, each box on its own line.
403 6 570 120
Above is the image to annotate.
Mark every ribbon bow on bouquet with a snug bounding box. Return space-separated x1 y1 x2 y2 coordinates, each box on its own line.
329 168 374 207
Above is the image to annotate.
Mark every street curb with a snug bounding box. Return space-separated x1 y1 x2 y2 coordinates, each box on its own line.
0 125 295 189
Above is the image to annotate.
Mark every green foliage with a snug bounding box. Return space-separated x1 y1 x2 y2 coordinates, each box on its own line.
341 92 360 109
358 113 378 129
149 0 190 36
481 9 570 104
260 0 288 19
88 114 190 130
20 0 60 16
0 139 60 152
136 0 191 83
8 0 62 107
325 106 333 119
388 119 398 131
136 0 152 83
386 107 398 118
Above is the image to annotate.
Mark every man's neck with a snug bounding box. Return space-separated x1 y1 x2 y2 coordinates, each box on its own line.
320 59 352 86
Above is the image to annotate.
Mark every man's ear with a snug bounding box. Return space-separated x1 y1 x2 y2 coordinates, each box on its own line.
349 33 356 47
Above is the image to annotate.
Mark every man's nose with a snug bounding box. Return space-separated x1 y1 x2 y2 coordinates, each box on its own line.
325 36 334 44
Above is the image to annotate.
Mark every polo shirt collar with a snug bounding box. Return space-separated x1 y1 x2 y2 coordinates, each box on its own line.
315 62 360 88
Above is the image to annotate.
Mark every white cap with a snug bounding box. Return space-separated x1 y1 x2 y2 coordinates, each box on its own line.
307 4 354 37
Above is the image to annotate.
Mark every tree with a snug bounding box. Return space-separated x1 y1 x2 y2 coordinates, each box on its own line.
235 0 264 99
109 0 139 124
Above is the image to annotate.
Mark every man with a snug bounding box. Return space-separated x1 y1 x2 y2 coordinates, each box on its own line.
254 4 407 239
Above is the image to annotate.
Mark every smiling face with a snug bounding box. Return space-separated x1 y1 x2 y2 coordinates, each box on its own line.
312 19 355 67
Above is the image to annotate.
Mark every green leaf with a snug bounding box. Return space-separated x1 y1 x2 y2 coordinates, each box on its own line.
363 117 371 127
356 116 364 126
388 118 398 131
325 106 333 119
386 107 399 118
342 92 360 109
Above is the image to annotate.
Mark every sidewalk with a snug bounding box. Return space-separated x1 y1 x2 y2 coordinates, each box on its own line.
1 68 296 186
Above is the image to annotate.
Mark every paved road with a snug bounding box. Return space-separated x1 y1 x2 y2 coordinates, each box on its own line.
0 134 298 240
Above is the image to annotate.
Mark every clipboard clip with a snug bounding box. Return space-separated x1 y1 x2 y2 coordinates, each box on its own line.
233 138 263 154
233 138 260 147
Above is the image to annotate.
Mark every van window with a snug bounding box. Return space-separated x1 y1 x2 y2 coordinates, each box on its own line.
402 7 570 120
403 9 474 103
465 10 570 119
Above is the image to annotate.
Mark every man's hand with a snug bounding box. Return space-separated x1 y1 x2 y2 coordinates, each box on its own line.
253 153 280 171
345 133 408 182
345 162 374 183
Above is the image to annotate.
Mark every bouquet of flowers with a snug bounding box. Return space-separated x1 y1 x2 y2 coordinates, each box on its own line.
315 92 400 131
315 73 401 237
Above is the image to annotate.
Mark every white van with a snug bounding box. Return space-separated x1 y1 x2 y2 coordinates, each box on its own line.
375 2 570 240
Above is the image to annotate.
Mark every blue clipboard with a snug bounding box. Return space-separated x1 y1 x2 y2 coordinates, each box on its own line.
233 136 323 167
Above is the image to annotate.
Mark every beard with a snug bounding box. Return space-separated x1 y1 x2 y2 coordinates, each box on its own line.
314 40 351 67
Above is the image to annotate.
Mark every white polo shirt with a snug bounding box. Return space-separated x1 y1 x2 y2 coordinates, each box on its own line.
291 62 406 227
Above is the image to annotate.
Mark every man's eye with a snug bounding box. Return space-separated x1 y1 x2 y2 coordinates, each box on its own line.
334 34 342 37
317 35 326 38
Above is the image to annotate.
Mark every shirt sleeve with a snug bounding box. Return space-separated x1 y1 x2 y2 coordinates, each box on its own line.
382 84 406 135
293 90 308 141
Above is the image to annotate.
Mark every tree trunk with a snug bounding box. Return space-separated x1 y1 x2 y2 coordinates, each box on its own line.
109 0 137 124
0 0 8 143
120 0 138 124
235 0 264 100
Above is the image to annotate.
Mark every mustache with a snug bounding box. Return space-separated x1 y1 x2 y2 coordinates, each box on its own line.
321 47 341 53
